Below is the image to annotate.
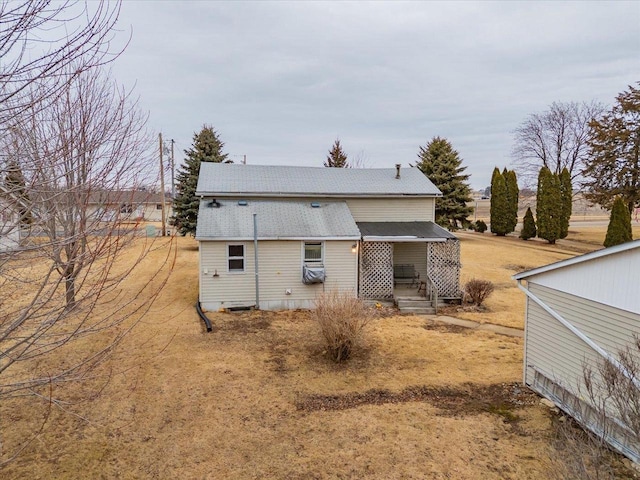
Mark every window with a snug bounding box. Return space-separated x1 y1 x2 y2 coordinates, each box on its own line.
156 204 163 210
228 244 245 272
304 242 323 264
120 203 133 214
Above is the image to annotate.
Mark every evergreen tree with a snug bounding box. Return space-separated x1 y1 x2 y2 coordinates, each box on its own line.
559 167 572 239
171 126 230 236
324 139 348 167
504 168 519 233
415 137 472 228
604 197 633 247
3 160 32 225
490 168 510 235
520 207 537 240
536 167 562 244
583 84 640 214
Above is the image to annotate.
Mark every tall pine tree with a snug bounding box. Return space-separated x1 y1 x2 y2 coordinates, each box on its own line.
324 139 348 167
559 167 572 239
604 197 633 247
171 126 230 236
536 167 562 244
415 137 472 228
490 168 510 235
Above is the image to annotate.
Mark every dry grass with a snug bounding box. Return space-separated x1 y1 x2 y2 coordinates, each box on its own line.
1 226 636 478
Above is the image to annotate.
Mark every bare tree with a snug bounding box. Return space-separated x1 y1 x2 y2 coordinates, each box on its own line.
0 67 174 464
511 101 604 188
0 0 124 127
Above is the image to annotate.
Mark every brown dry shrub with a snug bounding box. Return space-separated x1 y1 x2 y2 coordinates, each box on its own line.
312 290 373 363
463 278 495 306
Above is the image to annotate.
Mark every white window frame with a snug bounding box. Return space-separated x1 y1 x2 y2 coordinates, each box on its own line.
302 241 324 265
227 243 245 273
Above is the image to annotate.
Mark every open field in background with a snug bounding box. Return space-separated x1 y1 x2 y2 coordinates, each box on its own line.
469 194 611 223
2 225 637 479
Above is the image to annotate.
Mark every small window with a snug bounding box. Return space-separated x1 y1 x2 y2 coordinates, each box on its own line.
228 244 245 272
156 204 163 210
120 203 133 214
304 242 323 264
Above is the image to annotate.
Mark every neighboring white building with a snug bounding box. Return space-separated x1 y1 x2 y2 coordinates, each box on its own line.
195 163 461 311
514 240 640 463
0 185 22 252
87 190 172 223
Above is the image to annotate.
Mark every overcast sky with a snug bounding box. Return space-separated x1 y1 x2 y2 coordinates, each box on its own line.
111 1 639 189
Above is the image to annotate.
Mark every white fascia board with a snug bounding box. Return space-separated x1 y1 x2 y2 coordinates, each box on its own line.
512 240 640 280
195 192 440 198
362 236 447 242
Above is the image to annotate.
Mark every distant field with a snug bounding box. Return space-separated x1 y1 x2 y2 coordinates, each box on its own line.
2 227 635 479
469 194 610 222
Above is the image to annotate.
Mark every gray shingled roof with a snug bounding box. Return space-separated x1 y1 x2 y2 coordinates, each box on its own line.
196 163 441 197
195 200 360 240
356 222 456 240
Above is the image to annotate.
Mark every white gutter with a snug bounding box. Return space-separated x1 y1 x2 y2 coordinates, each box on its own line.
516 279 639 387
195 236 361 242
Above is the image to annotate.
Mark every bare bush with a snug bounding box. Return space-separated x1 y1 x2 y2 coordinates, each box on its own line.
463 279 495 306
312 291 373 363
548 336 640 478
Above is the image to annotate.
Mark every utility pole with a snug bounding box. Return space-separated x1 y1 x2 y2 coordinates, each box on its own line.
170 139 175 200
243 154 246 165
159 133 167 237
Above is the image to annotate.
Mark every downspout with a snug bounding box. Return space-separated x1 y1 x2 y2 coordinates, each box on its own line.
516 279 639 387
253 213 260 309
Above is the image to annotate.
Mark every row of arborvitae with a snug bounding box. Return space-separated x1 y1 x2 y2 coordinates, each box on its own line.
490 167 519 236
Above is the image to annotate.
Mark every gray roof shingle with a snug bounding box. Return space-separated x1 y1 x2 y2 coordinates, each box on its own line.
195 200 360 240
356 222 456 240
196 164 441 197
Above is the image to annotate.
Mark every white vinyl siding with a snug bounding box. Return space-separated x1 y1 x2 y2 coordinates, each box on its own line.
345 198 435 222
524 283 640 392
528 249 640 314
199 240 357 310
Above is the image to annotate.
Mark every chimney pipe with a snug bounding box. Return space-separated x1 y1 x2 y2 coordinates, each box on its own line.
395 164 401 179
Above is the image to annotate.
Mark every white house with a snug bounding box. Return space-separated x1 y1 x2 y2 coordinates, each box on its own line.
195 163 461 311
514 240 640 462
87 190 172 223
0 185 22 252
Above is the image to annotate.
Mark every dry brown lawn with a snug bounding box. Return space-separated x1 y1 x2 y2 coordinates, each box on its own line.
1 227 636 479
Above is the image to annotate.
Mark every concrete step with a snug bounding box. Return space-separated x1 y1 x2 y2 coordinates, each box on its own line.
397 300 433 308
399 306 436 315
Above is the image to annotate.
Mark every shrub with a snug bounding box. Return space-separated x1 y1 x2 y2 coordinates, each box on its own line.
473 220 488 233
604 197 632 247
312 291 373 363
463 279 495 306
520 207 537 240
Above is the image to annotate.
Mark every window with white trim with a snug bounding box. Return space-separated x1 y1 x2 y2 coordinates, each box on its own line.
227 244 245 272
303 242 323 264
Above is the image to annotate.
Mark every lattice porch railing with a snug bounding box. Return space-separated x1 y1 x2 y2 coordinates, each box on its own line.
427 239 461 298
359 241 393 299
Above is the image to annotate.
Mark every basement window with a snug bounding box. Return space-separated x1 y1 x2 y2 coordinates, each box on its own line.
228 244 245 272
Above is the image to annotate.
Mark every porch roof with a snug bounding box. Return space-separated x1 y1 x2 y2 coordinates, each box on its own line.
356 221 456 242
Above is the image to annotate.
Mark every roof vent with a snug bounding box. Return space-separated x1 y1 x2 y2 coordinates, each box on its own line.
395 164 401 179
207 200 221 208
238 200 248 206
310 202 320 208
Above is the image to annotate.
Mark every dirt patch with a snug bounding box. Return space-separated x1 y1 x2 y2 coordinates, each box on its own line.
296 382 539 419
423 321 471 334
